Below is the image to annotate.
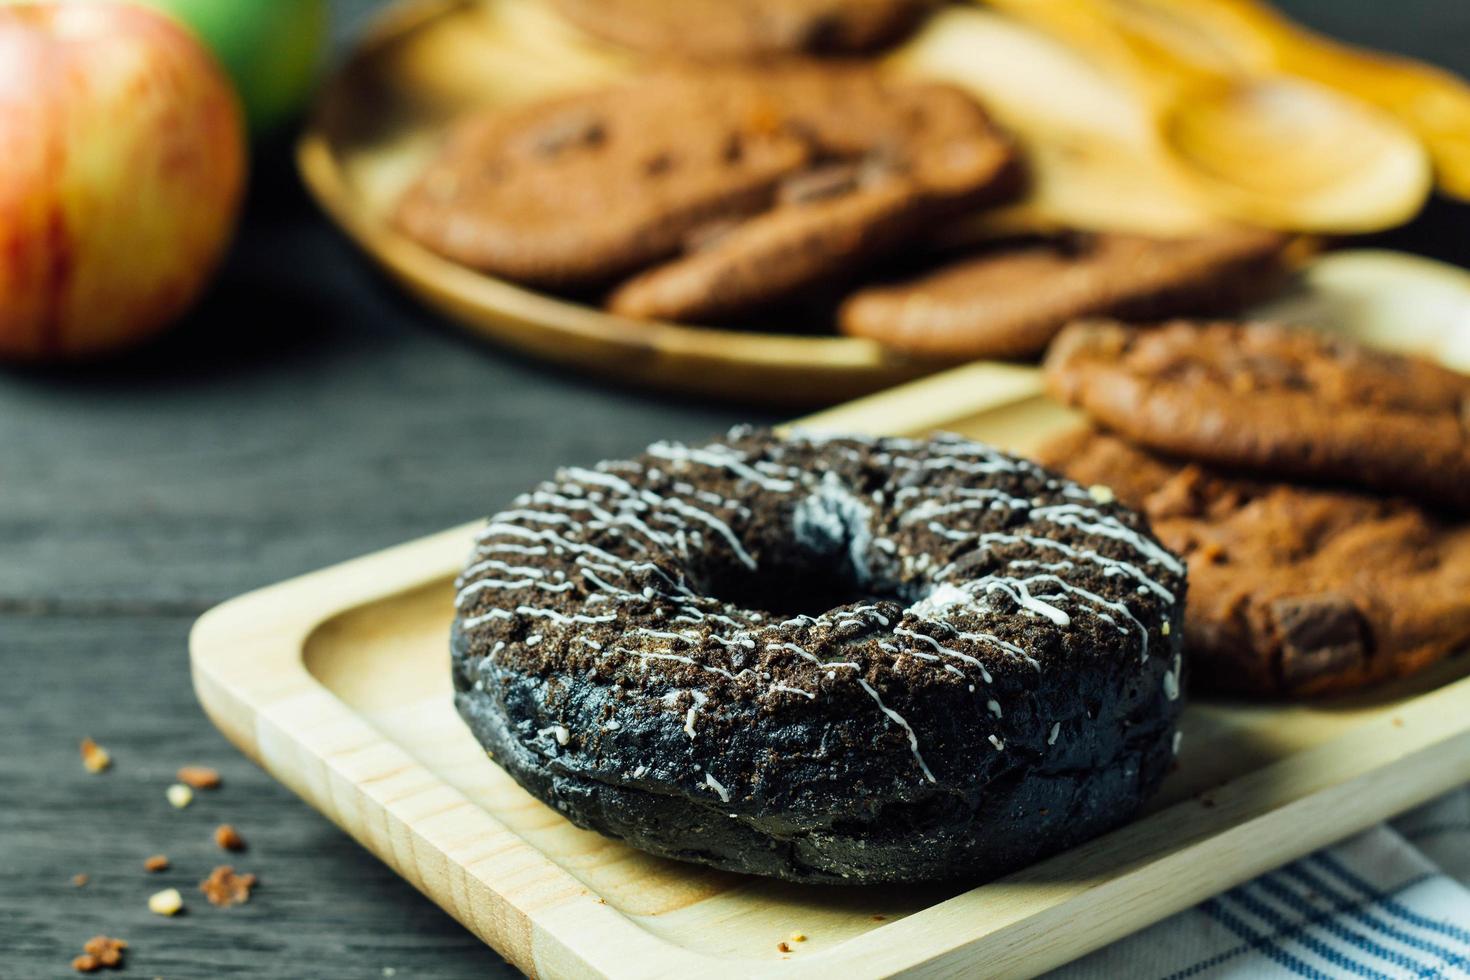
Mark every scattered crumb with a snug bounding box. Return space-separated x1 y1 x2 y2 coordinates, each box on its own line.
72 873 89 888
789 932 806 943
1087 484 1115 505
1392 717 1405 728
177 765 221 790
777 942 791 953
72 936 126 972
213 824 246 852
200 866 257 907
166 784 194 809
148 888 183 917
871 914 886 922
144 855 170 873
382 969 397 978
80 738 112 774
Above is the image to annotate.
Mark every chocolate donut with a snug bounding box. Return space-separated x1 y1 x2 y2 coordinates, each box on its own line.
451 428 1186 884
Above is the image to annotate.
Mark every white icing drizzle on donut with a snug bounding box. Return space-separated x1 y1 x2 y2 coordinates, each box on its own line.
704 772 731 802
647 441 796 492
1163 654 1182 701
458 430 1180 791
857 679 936 783
683 690 709 739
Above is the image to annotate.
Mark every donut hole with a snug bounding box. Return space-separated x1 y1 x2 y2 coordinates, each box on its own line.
699 555 908 619
693 472 915 618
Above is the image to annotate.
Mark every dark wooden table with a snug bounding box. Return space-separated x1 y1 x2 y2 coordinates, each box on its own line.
4 3 1468 976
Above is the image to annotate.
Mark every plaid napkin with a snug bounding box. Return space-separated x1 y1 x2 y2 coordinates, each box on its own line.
1054 790 1470 979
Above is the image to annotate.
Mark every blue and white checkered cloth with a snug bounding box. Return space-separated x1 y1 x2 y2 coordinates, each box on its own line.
1054 790 1470 979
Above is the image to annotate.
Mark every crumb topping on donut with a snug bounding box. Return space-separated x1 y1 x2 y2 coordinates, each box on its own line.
454 427 1185 799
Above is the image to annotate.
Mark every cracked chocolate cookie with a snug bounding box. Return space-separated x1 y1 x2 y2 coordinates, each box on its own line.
396 64 1015 312
1038 427 1470 697
838 228 1291 360
452 428 1185 884
1044 319 1470 512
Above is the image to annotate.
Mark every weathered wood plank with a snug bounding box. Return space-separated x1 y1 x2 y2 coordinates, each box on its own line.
0 612 510 978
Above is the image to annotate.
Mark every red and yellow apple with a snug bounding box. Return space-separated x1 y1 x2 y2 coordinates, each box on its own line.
0 3 246 360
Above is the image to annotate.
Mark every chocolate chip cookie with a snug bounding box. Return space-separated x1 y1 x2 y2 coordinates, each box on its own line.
1044 319 1470 512
1038 427 1470 697
395 64 1016 307
838 228 1292 360
395 72 809 288
549 0 930 58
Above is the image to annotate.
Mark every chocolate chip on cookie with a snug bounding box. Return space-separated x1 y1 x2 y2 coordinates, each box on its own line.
838 228 1291 360
1044 319 1470 512
548 0 931 58
1037 427 1470 697
1270 594 1372 689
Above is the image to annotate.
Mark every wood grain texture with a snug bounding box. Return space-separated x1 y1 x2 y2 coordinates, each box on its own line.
1 613 496 978
3 1 1470 977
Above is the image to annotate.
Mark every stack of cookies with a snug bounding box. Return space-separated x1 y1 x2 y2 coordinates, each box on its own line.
393 0 1297 359
1039 319 1470 698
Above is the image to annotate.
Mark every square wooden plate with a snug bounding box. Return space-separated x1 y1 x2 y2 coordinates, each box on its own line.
192 252 1470 978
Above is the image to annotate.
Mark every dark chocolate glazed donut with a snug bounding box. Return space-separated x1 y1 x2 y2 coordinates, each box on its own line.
451 428 1186 884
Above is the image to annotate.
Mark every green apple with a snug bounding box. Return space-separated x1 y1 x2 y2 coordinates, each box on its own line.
57 0 329 134
136 0 327 133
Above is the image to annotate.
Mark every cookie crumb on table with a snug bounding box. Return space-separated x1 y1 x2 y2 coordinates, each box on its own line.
777 941 791 953
80 737 111 774
166 783 193 809
72 873 89 887
214 824 246 851
177 765 222 790
200 865 257 907
144 854 170 873
71 936 126 972
148 888 184 917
